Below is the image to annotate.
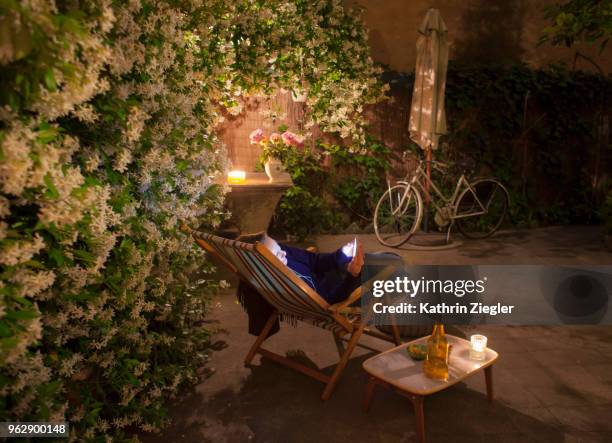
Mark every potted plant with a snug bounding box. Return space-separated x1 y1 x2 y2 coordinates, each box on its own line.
249 128 305 182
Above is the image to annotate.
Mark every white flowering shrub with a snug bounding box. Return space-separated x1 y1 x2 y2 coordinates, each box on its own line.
221 0 388 146
0 0 384 439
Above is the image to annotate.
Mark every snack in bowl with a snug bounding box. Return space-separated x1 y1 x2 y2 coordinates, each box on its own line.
407 343 427 361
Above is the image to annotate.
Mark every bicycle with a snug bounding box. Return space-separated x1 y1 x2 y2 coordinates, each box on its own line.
373 158 509 247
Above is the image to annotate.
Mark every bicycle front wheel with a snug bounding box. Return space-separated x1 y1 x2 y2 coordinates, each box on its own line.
374 184 423 247
455 179 508 239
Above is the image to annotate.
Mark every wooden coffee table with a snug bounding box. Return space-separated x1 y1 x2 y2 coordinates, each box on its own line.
362 334 498 443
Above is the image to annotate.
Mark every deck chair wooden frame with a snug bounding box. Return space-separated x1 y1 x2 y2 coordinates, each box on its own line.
189 229 401 401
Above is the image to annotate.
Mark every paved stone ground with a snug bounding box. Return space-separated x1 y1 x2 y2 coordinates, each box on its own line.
142 226 612 443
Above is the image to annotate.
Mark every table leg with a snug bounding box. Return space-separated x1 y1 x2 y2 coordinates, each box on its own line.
484 365 494 403
363 376 377 411
409 394 425 443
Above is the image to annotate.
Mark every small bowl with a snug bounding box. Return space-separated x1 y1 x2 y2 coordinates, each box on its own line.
407 343 427 361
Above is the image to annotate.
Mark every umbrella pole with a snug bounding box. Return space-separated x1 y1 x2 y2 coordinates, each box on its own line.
424 148 432 232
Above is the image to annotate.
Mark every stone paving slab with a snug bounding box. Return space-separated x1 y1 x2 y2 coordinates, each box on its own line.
141 227 612 443
315 226 612 265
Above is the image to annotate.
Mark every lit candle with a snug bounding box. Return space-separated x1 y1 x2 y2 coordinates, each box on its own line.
227 170 246 184
469 334 487 361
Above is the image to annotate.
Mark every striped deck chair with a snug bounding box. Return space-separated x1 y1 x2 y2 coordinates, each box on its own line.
190 230 401 401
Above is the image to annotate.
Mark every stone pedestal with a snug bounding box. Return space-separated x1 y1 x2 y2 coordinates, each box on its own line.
221 172 293 237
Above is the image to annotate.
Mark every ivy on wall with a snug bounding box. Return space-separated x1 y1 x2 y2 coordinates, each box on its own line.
442 62 611 227
272 63 612 238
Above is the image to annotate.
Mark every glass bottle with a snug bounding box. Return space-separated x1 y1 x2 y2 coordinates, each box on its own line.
423 323 449 381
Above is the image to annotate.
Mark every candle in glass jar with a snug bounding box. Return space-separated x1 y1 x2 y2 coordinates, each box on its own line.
228 170 246 184
469 334 487 361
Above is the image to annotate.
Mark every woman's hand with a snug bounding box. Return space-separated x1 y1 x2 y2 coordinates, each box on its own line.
347 244 364 277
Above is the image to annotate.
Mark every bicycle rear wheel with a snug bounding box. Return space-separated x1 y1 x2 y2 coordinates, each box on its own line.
374 184 423 247
455 179 508 239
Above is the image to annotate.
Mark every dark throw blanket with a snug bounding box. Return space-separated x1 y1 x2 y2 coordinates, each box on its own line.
237 280 280 337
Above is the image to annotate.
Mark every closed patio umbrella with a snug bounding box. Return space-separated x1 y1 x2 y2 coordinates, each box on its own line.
409 8 448 223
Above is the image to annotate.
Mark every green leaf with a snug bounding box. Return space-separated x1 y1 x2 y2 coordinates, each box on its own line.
74 249 96 264
43 174 60 199
10 295 33 308
44 68 57 92
104 278 120 295
36 122 59 144
0 321 11 338
5 310 39 321
0 337 19 351
176 160 189 172
39 403 50 421
44 223 62 242
37 380 62 398
86 407 101 422
84 176 102 187
49 248 66 267
126 372 140 386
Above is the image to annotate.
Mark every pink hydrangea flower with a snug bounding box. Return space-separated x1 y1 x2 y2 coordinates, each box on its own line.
249 128 265 144
281 131 305 148
281 131 295 145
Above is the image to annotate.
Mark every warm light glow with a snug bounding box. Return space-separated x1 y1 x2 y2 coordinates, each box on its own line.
470 334 487 361
228 170 246 184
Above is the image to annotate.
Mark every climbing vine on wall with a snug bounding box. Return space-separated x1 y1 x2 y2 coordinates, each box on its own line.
442 62 611 227
0 0 384 440
272 63 612 238
221 0 388 146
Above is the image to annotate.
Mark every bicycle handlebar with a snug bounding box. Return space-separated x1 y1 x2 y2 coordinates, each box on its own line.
419 159 449 171
398 152 457 178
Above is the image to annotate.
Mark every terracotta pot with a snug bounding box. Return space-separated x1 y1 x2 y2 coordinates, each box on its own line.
264 158 284 182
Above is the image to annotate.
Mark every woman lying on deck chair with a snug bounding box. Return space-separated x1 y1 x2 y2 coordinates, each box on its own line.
195 226 404 400
241 232 365 305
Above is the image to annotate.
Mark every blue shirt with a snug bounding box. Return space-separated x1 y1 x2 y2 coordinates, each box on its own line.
280 244 359 305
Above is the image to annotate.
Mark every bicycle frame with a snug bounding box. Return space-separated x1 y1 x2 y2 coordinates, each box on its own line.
388 161 488 220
